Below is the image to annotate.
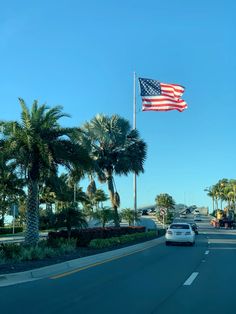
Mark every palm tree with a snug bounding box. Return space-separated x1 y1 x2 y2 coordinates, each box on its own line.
216 179 228 210
55 204 87 238
93 207 114 228
79 114 147 227
155 193 175 225
121 208 141 226
53 173 89 211
227 179 236 212
93 189 109 209
0 99 91 245
0 152 25 226
86 183 109 211
155 193 175 211
211 185 219 210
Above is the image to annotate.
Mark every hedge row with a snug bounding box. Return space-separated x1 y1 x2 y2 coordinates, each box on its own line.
89 231 157 249
157 228 166 237
48 226 146 247
0 227 23 235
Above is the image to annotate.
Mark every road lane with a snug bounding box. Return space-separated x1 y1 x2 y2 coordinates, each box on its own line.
0 229 209 314
151 226 236 314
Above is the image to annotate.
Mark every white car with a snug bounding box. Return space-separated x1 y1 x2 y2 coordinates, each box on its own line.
165 223 195 246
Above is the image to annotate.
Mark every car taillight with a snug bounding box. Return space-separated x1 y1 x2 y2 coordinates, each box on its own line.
167 231 173 235
185 231 191 235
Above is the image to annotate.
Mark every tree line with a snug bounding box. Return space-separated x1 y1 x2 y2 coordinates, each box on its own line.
0 99 147 245
205 178 236 213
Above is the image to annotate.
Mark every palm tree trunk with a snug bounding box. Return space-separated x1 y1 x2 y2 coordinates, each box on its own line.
107 176 120 227
25 180 39 245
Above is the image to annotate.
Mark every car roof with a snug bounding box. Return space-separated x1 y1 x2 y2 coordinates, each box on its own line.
170 222 190 225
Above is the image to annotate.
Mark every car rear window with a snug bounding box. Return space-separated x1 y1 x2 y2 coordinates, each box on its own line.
170 224 190 229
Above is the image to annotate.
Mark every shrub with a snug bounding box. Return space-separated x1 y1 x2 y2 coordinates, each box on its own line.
88 230 157 249
0 238 77 263
48 226 146 247
157 228 166 237
0 243 23 261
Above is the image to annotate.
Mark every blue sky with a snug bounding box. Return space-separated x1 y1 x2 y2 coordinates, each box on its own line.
1 0 236 212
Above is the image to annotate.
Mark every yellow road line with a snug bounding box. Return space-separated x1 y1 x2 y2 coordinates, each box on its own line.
50 242 160 280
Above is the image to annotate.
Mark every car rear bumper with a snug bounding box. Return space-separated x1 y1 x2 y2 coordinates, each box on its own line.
165 235 195 243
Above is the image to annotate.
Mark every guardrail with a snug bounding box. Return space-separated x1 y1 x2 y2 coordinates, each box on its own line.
0 234 48 244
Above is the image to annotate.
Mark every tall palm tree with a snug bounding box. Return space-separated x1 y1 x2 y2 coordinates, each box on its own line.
228 179 236 212
216 179 228 210
0 99 91 245
79 114 147 227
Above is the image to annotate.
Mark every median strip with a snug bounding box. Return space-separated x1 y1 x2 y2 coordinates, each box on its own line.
50 242 160 280
183 272 199 286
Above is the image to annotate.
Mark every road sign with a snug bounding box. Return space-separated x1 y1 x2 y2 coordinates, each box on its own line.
160 208 167 215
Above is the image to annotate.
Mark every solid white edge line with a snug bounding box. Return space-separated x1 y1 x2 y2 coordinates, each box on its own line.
183 272 199 286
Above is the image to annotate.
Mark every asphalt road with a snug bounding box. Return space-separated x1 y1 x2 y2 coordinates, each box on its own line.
1 216 236 314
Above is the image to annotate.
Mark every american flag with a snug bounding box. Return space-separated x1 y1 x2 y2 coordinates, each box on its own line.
138 78 188 112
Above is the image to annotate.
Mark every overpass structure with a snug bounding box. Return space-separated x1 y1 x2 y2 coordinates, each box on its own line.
137 204 156 211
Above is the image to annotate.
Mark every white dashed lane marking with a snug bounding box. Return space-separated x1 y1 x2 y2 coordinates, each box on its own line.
183 272 199 286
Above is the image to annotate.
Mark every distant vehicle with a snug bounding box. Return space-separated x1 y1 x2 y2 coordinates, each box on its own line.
194 216 202 222
165 223 195 246
191 223 199 235
194 209 200 215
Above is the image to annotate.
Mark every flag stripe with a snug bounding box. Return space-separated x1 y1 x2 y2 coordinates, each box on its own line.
138 77 187 112
161 86 184 99
142 102 187 108
161 83 184 91
143 107 186 112
142 96 185 102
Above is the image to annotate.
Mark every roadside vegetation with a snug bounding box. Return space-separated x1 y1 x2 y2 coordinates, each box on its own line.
0 100 147 244
205 179 236 213
0 238 77 264
0 99 153 267
1 100 188 269
155 193 175 225
0 227 167 265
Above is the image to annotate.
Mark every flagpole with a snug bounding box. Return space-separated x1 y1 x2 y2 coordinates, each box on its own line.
133 72 137 216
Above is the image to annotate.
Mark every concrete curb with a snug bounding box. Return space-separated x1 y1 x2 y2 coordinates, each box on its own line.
0 236 165 287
